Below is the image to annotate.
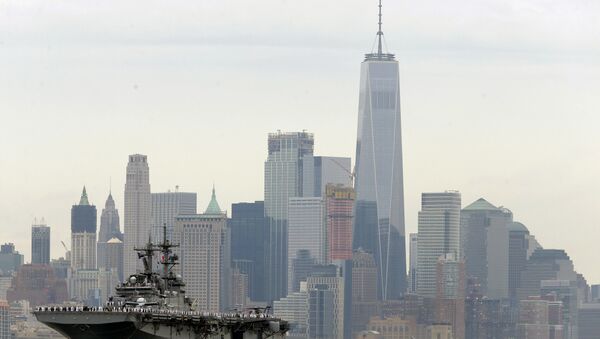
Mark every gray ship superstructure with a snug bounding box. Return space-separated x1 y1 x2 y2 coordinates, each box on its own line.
34 228 289 339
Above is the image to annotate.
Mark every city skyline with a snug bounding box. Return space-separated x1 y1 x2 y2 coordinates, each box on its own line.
2 0 600 286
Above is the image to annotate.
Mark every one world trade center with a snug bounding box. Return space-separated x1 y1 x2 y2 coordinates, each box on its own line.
353 0 406 300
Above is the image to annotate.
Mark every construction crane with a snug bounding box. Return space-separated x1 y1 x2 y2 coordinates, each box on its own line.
328 158 356 186
60 241 69 253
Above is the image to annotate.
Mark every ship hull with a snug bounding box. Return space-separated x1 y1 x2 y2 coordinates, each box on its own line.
35 311 285 339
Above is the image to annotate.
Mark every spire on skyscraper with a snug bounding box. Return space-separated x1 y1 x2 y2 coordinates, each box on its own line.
204 185 222 215
366 0 395 61
79 186 90 206
377 0 383 56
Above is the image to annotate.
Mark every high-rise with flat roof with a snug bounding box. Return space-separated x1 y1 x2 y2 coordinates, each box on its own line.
353 1 406 300
416 191 461 297
302 156 352 198
409 233 418 293
31 224 50 265
230 201 266 302
0 300 10 339
71 187 97 270
326 184 355 262
151 190 197 242
264 131 314 303
123 154 151 276
288 197 326 293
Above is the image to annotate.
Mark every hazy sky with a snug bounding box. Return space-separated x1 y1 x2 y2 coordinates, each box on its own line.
1 0 600 281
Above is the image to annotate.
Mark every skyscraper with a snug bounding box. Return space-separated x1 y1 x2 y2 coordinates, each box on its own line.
435 253 466 339
0 300 10 339
97 192 122 272
230 201 266 302
408 233 418 293
416 191 461 297
326 184 355 262
302 156 352 198
151 190 197 242
264 131 314 303
173 188 230 312
123 154 151 276
353 1 406 300
461 198 512 299
288 197 326 293
71 187 97 270
31 224 50 265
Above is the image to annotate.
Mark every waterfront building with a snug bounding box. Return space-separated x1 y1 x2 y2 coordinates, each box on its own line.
0 300 9 339
273 283 309 339
578 303 600 339
306 265 345 339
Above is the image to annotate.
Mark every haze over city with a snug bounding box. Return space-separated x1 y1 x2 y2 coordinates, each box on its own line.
1 0 600 285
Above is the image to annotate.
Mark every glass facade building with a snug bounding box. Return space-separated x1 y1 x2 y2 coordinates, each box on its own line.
353 47 406 299
264 131 314 303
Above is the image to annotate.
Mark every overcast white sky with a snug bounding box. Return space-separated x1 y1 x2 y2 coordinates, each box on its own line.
1 0 600 281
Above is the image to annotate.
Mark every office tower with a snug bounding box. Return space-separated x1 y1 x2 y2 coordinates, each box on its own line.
68 268 119 306
71 187 97 270
591 285 600 302
409 233 418 293
230 201 266 302
461 198 512 299
517 249 581 302
353 1 406 300
0 244 24 274
97 192 122 273
231 267 248 309
6 264 68 306
465 297 514 339
306 265 345 339
517 297 553 339
509 221 531 303
291 249 316 293
50 257 70 280
541 280 579 339
0 300 9 339
151 190 197 242
106 238 124 281
124 154 151 276
31 224 51 265
435 253 466 339
264 131 314 303
288 197 326 292
352 249 379 334
174 189 229 312
302 156 352 197
326 184 355 262
273 282 310 339
367 317 417 339
426 324 454 339
416 191 461 297
578 303 600 339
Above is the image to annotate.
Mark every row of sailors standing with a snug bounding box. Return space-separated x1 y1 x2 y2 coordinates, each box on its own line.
36 306 274 319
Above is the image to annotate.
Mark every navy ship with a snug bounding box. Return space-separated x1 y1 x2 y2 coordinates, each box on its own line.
34 228 288 339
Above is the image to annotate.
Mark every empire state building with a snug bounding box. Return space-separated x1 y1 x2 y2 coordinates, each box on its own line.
353 0 406 300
